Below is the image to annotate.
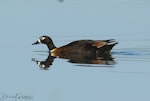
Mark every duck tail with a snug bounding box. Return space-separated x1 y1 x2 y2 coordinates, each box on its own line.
98 39 118 54
104 39 116 43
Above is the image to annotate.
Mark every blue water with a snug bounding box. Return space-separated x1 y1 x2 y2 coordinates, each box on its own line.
0 0 150 101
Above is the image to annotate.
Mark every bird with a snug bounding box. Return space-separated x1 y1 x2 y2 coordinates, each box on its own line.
32 36 118 58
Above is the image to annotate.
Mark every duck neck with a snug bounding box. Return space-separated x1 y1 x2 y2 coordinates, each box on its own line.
47 42 56 50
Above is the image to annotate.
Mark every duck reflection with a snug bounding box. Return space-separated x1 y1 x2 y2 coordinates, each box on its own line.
32 53 116 70
32 55 56 70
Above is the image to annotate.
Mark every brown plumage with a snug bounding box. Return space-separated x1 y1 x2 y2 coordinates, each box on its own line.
32 36 118 58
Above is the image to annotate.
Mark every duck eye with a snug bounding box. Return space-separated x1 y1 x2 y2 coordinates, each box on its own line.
40 37 46 41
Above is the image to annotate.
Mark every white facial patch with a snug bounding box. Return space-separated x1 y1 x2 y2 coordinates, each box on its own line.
37 39 41 43
37 61 41 66
37 36 46 43
37 61 46 68
40 36 46 40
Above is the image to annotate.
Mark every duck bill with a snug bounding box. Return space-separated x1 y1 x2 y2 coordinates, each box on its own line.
32 41 40 45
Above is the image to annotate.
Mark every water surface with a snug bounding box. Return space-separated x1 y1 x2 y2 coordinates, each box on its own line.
0 0 150 101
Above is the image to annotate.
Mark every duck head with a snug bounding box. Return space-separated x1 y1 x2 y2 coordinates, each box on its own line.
32 36 56 50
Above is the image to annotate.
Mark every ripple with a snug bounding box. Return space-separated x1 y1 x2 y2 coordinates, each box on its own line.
112 48 150 61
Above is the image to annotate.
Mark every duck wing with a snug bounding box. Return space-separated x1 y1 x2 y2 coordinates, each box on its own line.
66 39 118 50
92 41 107 48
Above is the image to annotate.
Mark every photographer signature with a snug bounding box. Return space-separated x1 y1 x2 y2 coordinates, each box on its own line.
0 93 33 101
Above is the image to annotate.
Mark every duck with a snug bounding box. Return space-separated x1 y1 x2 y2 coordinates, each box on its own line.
32 36 118 57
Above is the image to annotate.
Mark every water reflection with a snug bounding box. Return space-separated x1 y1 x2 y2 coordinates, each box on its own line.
113 48 150 61
32 53 116 70
58 0 64 2
32 55 55 70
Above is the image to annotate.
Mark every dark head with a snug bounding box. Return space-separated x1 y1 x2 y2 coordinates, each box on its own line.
32 36 56 50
